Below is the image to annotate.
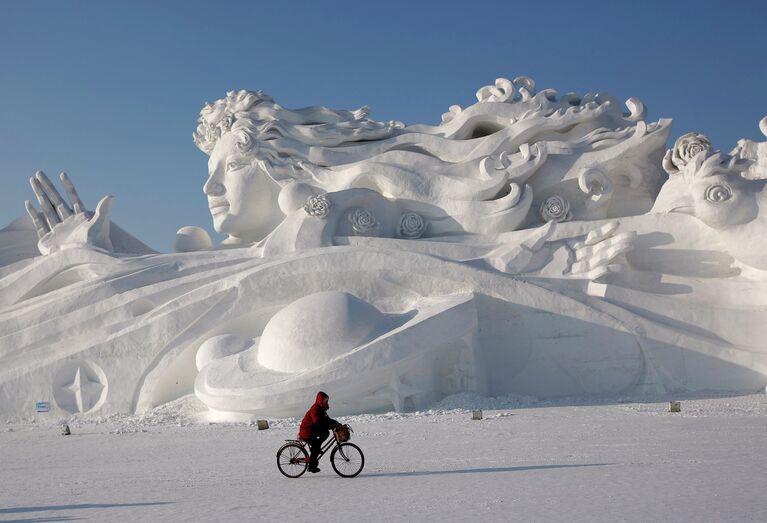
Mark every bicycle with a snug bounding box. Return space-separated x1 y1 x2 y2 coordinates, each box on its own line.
276 424 365 478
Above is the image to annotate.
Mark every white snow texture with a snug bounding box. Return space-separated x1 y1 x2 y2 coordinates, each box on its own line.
1 77 766 423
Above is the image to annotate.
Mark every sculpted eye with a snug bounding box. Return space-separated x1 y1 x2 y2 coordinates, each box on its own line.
704 183 732 203
226 161 246 172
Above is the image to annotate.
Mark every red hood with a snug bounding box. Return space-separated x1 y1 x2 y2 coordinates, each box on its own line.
315 391 328 408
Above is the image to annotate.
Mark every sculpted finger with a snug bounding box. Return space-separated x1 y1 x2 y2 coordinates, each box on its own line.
588 263 625 284
572 221 620 250
592 232 636 263
571 238 634 274
30 174 59 229
87 195 113 251
572 237 634 273
59 172 85 214
596 239 634 264
35 171 71 219
89 195 112 229
606 231 637 248
585 264 610 283
574 231 636 263
25 199 50 238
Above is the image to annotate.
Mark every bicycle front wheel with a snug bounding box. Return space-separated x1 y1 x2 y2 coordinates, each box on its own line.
277 443 309 478
330 442 365 478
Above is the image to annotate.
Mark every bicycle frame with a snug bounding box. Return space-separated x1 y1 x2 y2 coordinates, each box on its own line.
308 434 341 463
290 433 348 464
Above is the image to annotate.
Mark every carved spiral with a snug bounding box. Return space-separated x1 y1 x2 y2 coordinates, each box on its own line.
233 129 254 153
476 78 515 103
704 183 732 203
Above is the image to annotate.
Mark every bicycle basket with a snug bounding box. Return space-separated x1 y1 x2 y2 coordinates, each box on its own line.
334 425 351 443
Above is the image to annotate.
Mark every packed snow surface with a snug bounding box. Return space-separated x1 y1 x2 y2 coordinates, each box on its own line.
1 393 766 522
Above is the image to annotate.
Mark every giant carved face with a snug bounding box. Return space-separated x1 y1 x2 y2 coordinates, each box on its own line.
203 132 284 244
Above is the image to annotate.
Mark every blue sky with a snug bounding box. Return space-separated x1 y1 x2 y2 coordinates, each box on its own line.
1 0 765 251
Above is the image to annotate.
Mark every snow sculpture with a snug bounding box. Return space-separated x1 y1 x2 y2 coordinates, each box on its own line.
175 226 213 253
191 80 667 249
655 131 767 270
1 77 765 421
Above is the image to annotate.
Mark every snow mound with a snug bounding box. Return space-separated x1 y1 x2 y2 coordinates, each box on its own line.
93 395 209 433
434 392 540 411
621 393 767 417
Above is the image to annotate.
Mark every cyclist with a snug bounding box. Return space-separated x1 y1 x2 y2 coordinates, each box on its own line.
299 391 340 473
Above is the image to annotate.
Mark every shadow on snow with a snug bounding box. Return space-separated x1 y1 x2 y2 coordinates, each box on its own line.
362 463 614 478
0 502 173 516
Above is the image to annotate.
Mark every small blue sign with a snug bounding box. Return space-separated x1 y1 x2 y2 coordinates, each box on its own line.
35 401 50 413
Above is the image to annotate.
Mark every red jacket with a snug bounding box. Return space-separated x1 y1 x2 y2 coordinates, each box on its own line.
299 392 337 440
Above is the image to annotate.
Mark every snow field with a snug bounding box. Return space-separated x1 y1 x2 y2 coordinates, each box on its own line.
1 394 765 522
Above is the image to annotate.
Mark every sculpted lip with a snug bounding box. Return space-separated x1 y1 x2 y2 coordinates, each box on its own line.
209 199 229 215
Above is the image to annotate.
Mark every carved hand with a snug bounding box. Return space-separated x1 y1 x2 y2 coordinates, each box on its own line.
24 171 114 255
566 221 636 283
484 220 635 282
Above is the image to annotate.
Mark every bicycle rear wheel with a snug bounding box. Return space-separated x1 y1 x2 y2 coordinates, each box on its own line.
277 442 309 478
330 443 364 478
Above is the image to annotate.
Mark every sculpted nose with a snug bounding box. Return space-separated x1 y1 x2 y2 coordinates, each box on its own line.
203 176 225 197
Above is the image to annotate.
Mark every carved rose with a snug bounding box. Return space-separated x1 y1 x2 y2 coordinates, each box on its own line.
347 207 379 234
539 195 571 222
303 194 332 218
663 132 713 174
398 212 426 239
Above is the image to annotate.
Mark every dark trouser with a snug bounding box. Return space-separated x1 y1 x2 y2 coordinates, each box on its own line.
308 430 329 469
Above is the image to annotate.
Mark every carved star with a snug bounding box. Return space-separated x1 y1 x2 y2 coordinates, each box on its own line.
62 366 104 413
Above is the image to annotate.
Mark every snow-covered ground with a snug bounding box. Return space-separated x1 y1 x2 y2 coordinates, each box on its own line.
2 393 766 522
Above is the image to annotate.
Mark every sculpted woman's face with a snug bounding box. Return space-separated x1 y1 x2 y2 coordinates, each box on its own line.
204 132 285 244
